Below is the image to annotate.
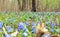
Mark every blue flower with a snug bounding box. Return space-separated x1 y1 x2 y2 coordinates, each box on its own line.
18 22 24 32
18 22 24 27
18 22 29 32
22 28 27 31
0 22 3 28
50 21 55 27
32 27 36 33
3 34 11 37
4 34 6 37
18 27 21 32
50 28 54 32
6 26 14 33
22 32 28 37
32 22 36 27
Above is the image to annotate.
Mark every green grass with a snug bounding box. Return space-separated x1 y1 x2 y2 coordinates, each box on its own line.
0 12 60 37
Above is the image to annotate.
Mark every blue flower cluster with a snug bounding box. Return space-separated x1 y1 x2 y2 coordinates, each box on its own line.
0 22 3 29
4 33 13 37
50 28 54 32
0 12 60 37
6 26 14 33
18 22 25 32
4 34 10 37
18 22 29 37
32 22 37 34
17 22 37 36
50 21 55 27
32 27 36 34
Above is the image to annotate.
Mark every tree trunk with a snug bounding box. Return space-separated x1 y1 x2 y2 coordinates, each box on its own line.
32 0 36 12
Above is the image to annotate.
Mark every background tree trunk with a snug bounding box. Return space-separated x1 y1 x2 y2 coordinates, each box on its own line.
32 0 36 12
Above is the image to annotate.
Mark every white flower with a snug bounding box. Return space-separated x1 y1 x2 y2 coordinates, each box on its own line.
56 29 59 32
11 30 18 37
22 32 28 37
43 27 48 32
